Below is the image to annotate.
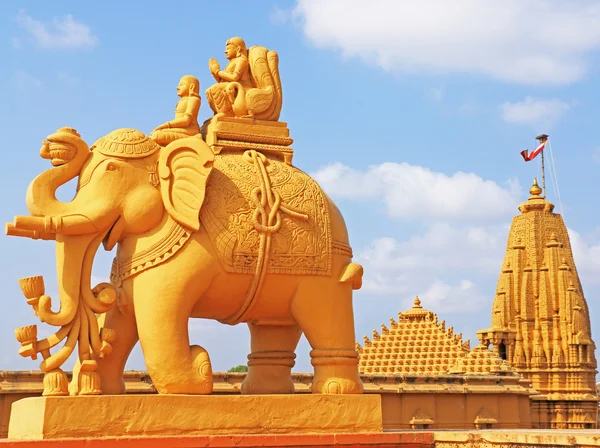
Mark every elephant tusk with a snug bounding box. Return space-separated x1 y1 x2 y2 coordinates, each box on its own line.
13 216 49 232
5 222 55 240
13 215 99 235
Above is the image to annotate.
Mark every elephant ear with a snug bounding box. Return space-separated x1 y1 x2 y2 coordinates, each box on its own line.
158 136 214 231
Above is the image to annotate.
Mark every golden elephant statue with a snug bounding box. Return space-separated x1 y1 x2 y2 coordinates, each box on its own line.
11 127 364 396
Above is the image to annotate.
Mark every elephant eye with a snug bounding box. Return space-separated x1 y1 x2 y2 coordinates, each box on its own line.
106 162 118 172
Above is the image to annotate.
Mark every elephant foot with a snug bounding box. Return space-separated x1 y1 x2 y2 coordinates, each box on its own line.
190 344 213 394
310 349 363 394
241 351 296 394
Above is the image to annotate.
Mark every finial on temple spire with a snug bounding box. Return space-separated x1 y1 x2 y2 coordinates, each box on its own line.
530 178 542 197
413 296 422 308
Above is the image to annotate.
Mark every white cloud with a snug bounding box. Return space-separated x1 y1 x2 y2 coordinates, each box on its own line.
289 0 600 85
15 9 98 49
568 228 600 285
355 222 508 302
419 280 488 313
350 221 599 320
500 97 571 129
312 162 521 222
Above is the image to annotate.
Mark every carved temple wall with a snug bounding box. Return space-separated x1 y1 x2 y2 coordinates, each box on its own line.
0 370 534 438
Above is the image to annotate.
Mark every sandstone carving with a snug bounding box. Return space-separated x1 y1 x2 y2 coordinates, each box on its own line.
206 37 282 121
6 39 364 401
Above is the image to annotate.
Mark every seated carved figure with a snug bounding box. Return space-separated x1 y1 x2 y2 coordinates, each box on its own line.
151 75 201 146
206 37 283 121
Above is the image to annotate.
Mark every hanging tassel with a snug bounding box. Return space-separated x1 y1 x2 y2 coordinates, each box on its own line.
148 161 160 187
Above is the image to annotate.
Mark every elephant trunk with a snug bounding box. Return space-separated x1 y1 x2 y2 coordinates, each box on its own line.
38 232 99 327
26 128 90 218
20 127 117 327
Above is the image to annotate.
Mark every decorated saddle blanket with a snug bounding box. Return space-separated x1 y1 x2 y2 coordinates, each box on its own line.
200 152 332 276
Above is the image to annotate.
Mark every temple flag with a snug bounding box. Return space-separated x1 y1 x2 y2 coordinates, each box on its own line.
520 139 547 162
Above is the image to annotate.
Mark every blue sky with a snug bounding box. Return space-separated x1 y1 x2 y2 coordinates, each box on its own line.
1 1 600 374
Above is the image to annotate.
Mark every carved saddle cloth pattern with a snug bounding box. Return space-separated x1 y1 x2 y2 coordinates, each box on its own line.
201 153 332 276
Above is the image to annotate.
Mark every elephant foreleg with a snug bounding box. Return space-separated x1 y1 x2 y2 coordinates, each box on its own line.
95 302 139 394
291 276 363 394
136 307 213 394
69 302 138 395
241 323 301 394
133 270 215 394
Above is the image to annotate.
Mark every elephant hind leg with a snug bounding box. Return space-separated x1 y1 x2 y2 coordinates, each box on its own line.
241 323 302 395
290 276 363 395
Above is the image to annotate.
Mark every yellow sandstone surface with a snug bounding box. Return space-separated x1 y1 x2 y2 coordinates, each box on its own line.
8 394 382 440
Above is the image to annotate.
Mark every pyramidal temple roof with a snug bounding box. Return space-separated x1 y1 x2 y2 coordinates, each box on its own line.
357 297 476 375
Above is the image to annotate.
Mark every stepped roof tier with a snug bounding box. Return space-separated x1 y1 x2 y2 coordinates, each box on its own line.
357 297 516 376
449 344 514 375
357 297 469 375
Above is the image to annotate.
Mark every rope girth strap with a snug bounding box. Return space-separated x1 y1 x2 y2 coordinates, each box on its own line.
219 150 309 325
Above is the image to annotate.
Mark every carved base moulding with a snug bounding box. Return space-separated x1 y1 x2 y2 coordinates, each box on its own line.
433 430 600 448
8 394 382 440
0 433 432 447
201 115 294 165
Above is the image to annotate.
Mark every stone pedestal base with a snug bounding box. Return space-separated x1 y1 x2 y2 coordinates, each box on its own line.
8 394 382 440
201 115 294 164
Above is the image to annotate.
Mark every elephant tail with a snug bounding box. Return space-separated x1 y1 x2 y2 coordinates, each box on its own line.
339 262 363 290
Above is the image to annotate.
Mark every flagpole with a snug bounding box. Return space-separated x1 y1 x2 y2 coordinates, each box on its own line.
541 149 546 198
535 134 549 198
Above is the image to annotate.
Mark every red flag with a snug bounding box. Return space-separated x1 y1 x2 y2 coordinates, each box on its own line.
521 140 547 162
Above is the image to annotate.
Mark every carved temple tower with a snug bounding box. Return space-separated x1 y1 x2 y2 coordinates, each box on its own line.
478 180 598 429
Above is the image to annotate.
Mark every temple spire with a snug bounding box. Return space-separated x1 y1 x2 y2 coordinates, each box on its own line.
477 181 597 429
